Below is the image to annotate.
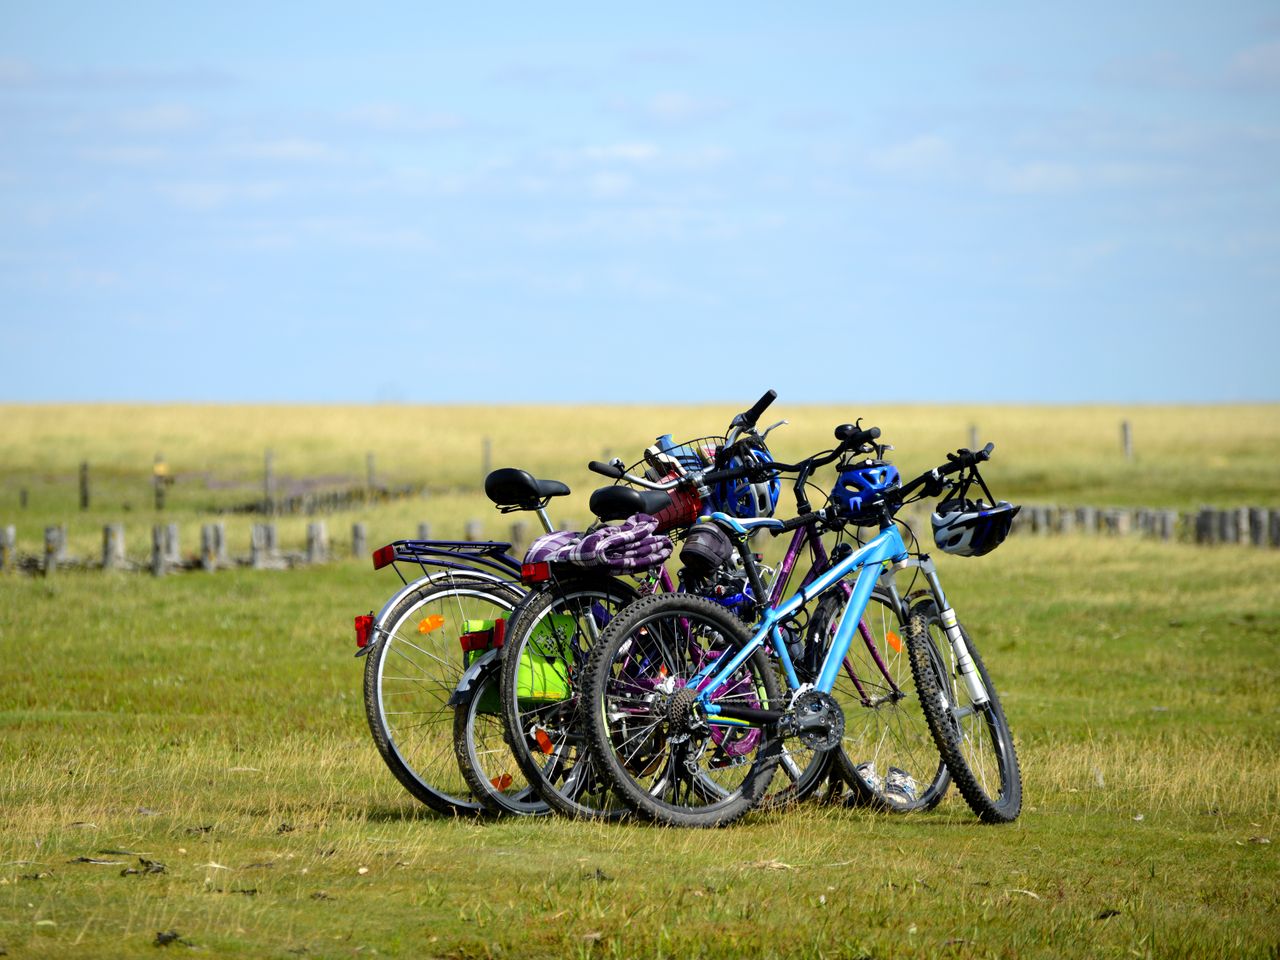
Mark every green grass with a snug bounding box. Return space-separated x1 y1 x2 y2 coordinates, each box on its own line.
2 536 1278 958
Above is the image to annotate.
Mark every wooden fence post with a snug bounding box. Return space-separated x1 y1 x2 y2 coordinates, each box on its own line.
307 521 329 564
153 453 168 511
481 438 492 486
417 522 432 541
251 523 271 569
151 524 166 576
163 523 180 565
0 525 15 571
264 449 276 515
968 425 979 452
1058 508 1075 535
200 523 226 571
80 461 90 511
1121 420 1133 460
510 520 529 553
102 523 126 569
19 489 28 510
1270 510 1280 549
43 526 62 576
352 522 367 559
464 519 483 542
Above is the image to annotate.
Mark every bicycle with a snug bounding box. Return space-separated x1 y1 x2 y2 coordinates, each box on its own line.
490 391 853 819
582 424 1022 826
355 467 574 816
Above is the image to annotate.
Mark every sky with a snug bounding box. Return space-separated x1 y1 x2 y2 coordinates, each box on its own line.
1 2 1277 404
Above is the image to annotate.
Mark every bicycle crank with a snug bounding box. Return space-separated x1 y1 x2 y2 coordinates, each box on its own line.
782 690 845 751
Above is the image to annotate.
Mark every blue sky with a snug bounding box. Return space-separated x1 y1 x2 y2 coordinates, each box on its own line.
2 2 1277 403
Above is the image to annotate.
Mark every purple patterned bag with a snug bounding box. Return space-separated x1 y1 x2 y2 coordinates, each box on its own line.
524 514 673 573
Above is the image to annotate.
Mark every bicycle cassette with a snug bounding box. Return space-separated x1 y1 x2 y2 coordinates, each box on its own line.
787 690 845 751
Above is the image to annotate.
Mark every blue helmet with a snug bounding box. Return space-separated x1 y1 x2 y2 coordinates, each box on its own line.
830 459 900 521
714 438 781 519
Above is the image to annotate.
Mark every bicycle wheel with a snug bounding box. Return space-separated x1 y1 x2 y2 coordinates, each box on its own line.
454 664 549 817
363 576 522 815
499 575 639 820
805 588 950 812
905 601 1022 823
583 593 782 828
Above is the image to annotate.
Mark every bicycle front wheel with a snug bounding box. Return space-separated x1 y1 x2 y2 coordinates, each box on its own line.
363 576 522 815
583 594 782 828
809 589 950 812
905 603 1021 823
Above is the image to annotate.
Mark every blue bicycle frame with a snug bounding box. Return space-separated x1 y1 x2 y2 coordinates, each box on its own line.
690 522 911 723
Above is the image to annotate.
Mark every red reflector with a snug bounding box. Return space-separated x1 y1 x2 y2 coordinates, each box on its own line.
459 618 508 653
521 561 551 584
372 545 396 570
354 614 375 648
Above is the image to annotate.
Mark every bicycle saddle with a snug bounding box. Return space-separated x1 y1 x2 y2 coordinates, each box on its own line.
484 468 570 509
589 485 672 521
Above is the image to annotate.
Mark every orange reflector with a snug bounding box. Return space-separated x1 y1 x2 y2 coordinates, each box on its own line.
418 614 446 634
490 774 513 791
887 630 902 653
534 728 554 755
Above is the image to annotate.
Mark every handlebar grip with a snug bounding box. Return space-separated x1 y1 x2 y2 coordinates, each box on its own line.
773 512 821 535
741 389 777 428
588 460 625 479
834 423 881 447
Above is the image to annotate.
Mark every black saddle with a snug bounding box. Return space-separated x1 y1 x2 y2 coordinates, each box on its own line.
589 485 672 521
484 468 570 510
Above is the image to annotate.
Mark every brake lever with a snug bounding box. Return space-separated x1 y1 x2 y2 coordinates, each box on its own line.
758 419 789 441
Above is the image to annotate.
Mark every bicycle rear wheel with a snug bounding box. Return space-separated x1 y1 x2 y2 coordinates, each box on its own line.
905 603 1021 823
583 594 782 828
454 664 549 816
363 576 522 815
499 575 639 820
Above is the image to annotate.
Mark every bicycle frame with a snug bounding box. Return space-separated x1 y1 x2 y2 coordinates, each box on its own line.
692 523 912 724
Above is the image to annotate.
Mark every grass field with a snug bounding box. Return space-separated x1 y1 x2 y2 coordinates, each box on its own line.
1 404 1278 958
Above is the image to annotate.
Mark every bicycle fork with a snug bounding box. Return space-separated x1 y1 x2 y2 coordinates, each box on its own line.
904 556 990 707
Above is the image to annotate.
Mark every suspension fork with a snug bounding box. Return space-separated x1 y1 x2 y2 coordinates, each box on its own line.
915 556 989 706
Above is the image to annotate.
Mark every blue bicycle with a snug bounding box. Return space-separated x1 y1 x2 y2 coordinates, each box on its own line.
582 423 1023 827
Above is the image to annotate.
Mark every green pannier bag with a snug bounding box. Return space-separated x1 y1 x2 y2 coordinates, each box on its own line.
516 613 577 705
458 614 577 712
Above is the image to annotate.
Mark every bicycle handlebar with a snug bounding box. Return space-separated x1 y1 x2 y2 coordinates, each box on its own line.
588 460 626 480
740 389 777 429
896 442 996 499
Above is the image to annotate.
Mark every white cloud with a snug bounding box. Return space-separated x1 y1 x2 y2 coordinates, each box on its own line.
118 104 198 133
867 135 955 176
1229 41 1280 89
587 172 632 198
610 92 730 126
228 139 336 162
341 104 467 134
583 142 659 163
991 162 1083 194
158 180 285 211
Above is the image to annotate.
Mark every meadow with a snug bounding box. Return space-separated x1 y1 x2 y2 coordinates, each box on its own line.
1 403 1278 958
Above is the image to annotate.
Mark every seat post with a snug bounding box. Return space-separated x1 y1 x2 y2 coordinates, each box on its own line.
535 507 554 534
